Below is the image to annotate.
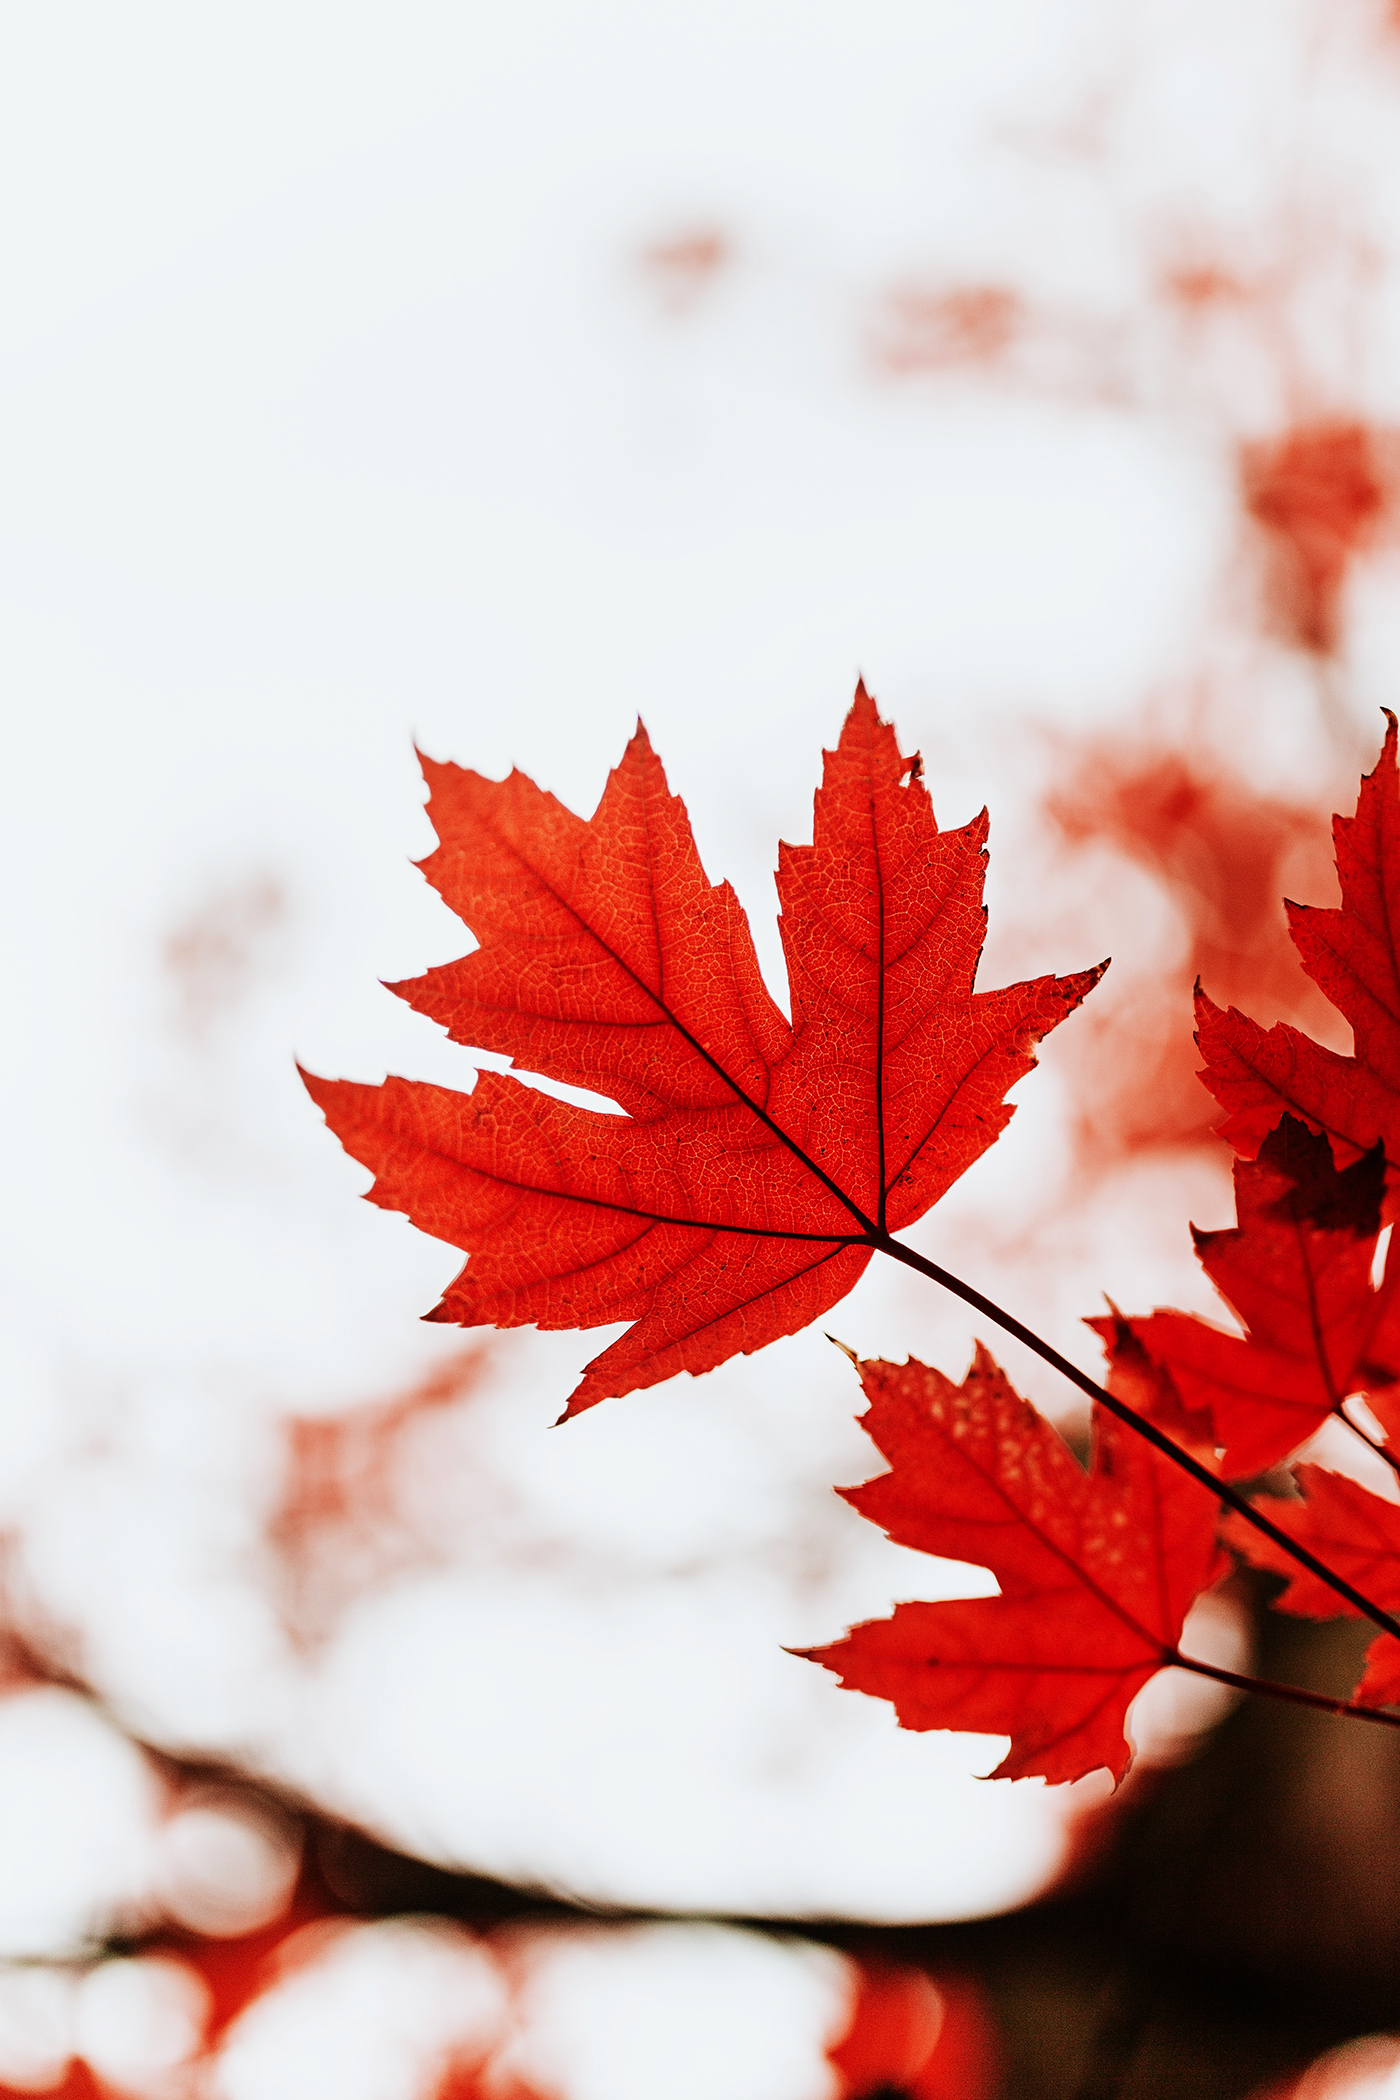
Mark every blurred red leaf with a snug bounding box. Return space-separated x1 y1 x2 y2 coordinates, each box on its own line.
304 685 1100 1416
1045 737 1335 1163
637 226 730 313
1222 1464 1400 1707
0 2070 102 2100
1121 1118 1400 1476
435 2063 541 2100
1199 714 1400 1205
874 284 1023 374
907 1969 1002 2100
828 1963 1000 2100
800 1348 1225 1786
1241 420 1393 655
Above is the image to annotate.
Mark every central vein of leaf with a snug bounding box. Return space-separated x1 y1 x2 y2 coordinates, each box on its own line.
515 838 879 1236
872 782 888 1236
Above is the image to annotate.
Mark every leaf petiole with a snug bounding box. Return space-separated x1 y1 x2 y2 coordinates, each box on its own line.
1167 1650 1400 1731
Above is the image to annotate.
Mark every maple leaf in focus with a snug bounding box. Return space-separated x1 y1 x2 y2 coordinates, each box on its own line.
1221 1466 1400 1708
1198 714 1400 1205
303 686 1102 1414
800 1348 1225 1785
1121 1118 1400 1478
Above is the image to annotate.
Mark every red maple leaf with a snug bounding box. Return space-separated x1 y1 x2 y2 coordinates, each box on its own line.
1221 1465 1400 1707
1085 1306 1218 1468
799 1347 1225 1786
1121 1118 1400 1477
303 686 1102 1414
1197 713 1400 1200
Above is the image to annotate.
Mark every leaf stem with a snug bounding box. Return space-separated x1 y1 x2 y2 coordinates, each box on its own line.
1169 1650 1400 1729
874 1234 1400 1649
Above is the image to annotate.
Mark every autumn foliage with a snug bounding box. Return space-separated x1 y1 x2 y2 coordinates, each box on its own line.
1044 739 1337 1161
1197 712 1400 1182
308 685 1400 1788
1120 1120 1400 1479
799 1347 1223 1786
304 686 1100 1415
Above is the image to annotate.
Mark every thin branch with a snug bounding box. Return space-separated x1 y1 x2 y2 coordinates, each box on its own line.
1170 1650 1400 1729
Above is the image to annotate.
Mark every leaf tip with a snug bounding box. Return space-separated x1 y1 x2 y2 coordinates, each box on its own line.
296 1062 332 1110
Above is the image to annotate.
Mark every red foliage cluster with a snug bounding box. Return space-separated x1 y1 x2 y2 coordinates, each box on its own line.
828 1964 999 2099
0 1797 995 2100
1240 420 1396 655
306 687 1400 1789
1046 739 1337 1160
867 242 1398 668
816 717 1400 1783
1198 712 1400 1179
804 1081 1400 1779
1120 1121 1400 1477
0 1852 365 2100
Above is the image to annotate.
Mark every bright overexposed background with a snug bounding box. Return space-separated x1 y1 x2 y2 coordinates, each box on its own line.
6 1 1400 2003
